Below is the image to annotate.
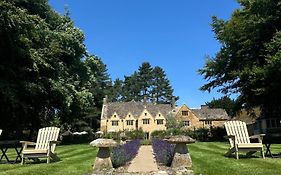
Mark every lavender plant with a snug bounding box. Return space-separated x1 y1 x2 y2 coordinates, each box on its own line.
152 139 175 166
111 139 141 168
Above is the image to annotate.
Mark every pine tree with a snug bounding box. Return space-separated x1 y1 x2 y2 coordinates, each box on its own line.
151 66 175 104
138 62 153 98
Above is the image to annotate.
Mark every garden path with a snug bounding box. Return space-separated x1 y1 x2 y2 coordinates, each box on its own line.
127 145 159 173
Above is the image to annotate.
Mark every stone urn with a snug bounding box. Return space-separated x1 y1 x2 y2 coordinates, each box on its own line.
167 135 195 169
90 138 118 171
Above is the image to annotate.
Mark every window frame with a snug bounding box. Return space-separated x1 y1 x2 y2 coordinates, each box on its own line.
126 120 134 126
156 119 164 125
143 119 150 125
111 120 119 126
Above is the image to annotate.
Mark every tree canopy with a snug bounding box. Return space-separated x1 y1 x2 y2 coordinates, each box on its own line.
0 0 110 138
109 62 178 104
199 0 281 118
205 96 237 117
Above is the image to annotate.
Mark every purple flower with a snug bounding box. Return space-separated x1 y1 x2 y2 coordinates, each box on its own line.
111 139 141 167
152 139 175 166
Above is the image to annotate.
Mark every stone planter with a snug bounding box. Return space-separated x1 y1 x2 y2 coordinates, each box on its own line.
167 135 195 169
90 138 118 172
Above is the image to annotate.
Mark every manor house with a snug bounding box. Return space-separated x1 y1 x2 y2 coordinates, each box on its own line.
100 96 229 138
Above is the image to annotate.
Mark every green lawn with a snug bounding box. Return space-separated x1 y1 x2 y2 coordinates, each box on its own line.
189 142 281 175
0 144 97 175
0 142 280 175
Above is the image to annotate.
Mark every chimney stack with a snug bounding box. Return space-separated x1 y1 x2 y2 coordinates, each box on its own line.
152 94 157 105
103 95 108 105
143 95 147 106
171 96 176 109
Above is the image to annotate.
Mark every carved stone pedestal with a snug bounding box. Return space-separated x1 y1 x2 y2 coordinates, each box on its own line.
167 135 195 169
90 139 117 172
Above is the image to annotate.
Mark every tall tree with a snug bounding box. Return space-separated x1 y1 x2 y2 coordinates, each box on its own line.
116 62 177 104
151 66 176 104
0 0 110 137
122 72 141 101
108 78 123 102
199 0 281 119
138 62 153 98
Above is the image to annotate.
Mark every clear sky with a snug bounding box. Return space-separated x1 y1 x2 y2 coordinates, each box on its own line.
49 0 240 108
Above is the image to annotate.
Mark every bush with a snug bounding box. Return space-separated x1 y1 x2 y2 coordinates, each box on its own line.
210 127 226 141
151 130 167 139
140 139 151 145
125 130 145 140
152 139 175 166
111 139 141 168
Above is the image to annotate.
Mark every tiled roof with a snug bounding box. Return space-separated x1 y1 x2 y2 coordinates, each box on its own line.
191 106 229 120
102 100 174 119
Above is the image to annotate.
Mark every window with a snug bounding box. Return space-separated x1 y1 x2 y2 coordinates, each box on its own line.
158 114 161 117
126 120 134 126
182 111 189 116
183 121 190 126
143 119 150 124
145 113 147 116
112 121 119 126
204 121 212 125
156 119 164 125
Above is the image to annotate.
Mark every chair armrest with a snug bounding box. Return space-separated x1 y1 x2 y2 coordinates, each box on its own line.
49 141 60 145
250 134 265 143
20 141 36 149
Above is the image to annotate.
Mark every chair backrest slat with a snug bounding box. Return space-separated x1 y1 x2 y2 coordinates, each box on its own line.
35 127 60 150
224 121 250 147
0 129 2 136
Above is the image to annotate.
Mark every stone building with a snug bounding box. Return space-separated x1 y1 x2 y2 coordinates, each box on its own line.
100 96 229 139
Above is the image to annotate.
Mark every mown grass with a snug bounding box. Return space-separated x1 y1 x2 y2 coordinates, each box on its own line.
0 144 97 175
0 142 280 175
189 142 281 175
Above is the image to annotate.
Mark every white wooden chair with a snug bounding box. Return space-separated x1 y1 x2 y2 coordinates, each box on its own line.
21 127 60 164
224 121 265 159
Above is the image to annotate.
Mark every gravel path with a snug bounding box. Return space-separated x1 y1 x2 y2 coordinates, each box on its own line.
127 145 159 173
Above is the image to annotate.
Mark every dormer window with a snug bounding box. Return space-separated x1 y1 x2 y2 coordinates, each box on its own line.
112 121 119 126
182 111 189 116
145 113 147 116
156 119 164 125
129 115 131 117
158 114 161 117
143 119 150 124
114 115 116 118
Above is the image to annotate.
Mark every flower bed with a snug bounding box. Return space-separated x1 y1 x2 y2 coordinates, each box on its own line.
111 139 141 168
152 139 175 166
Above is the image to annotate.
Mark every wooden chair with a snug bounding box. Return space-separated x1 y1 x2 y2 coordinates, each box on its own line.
224 121 265 159
21 127 60 164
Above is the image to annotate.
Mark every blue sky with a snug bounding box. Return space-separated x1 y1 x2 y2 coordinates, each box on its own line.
49 0 240 108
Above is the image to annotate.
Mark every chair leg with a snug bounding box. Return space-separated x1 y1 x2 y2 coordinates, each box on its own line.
261 148 265 159
235 150 239 159
21 155 25 165
47 156 50 164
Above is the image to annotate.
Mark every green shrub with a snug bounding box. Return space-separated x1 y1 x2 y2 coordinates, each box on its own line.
125 130 145 140
141 139 151 145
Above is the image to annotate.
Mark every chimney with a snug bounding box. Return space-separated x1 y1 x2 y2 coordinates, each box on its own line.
152 94 157 105
143 95 147 106
171 96 176 109
103 95 108 105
